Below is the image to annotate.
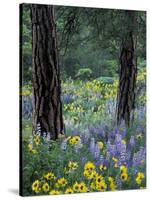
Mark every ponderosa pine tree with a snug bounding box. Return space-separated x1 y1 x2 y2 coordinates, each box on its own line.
117 10 138 126
31 4 64 139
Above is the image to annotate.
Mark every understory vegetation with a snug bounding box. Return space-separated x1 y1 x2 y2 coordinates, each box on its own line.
22 68 146 196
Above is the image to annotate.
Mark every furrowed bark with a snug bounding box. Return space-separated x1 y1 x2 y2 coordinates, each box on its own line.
117 10 138 126
31 4 64 140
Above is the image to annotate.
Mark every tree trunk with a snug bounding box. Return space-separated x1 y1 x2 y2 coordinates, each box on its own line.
31 4 64 140
117 11 137 126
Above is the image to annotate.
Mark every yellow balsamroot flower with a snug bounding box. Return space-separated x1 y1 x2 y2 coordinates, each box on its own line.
68 161 78 170
32 180 41 193
70 104 74 112
96 175 104 184
69 136 80 145
112 157 118 168
64 104 67 110
136 176 142 185
90 181 96 190
55 183 59 189
112 156 118 162
120 172 128 182
108 177 116 191
98 141 104 150
42 182 50 193
66 136 71 141
99 164 107 171
77 106 83 113
65 187 74 194
96 180 107 192
110 182 116 191
83 169 97 180
57 177 68 187
78 182 88 193
73 182 80 192
21 89 31 96
120 165 127 173
98 105 105 113
136 133 143 140
84 161 95 171
122 139 126 145
135 172 145 185
28 143 37 154
108 176 114 183
137 72 145 81
49 190 60 195
28 143 33 151
44 172 56 180
114 163 118 168
73 116 79 122
74 136 81 143
34 136 40 145
137 172 145 179
64 167 70 174
140 159 145 164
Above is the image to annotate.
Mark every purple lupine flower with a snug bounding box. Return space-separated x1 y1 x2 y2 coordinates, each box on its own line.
100 154 104 164
127 160 133 168
116 175 122 189
101 130 106 140
120 129 126 138
109 144 117 156
89 127 96 135
106 151 111 161
103 160 109 169
129 135 135 146
72 129 78 136
132 147 146 167
117 143 127 166
126 150 131 162
95 160 101 167
106 140 117 156
106 140 111 152
136 126 144 134
74 140 83 153
115 134 122 144
90 137 95 155
94 143 100 160
89 125 103 138
108 131 115 141
105 99 115 115
133 169 138 176
137 106 146 122
80 129 90 144
96 92 101 98
62 93 75 104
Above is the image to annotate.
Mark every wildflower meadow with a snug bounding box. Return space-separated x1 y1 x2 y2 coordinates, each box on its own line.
21 68 146 196
20 4 146 197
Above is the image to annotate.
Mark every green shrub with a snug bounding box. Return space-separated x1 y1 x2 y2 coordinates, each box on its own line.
75 68 93 80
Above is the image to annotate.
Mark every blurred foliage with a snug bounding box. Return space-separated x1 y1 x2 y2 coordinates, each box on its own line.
21 5 146 82
21 4 32 83
75 68 93 80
